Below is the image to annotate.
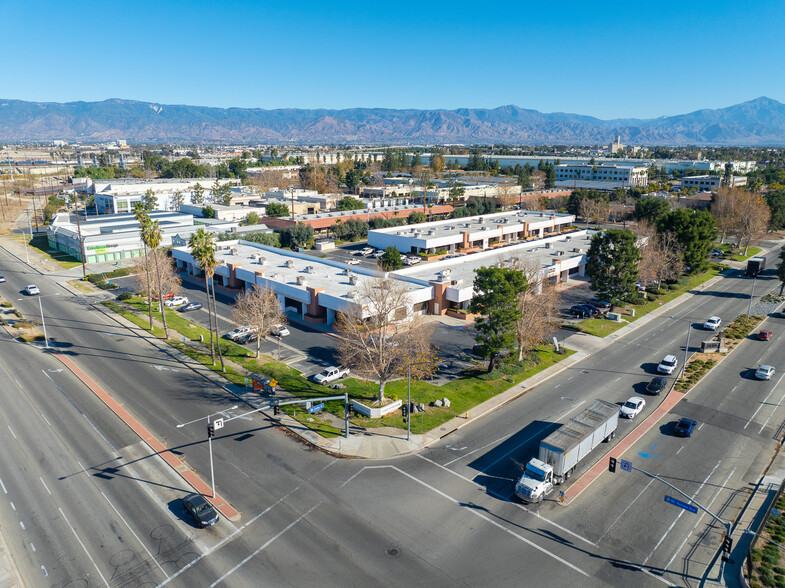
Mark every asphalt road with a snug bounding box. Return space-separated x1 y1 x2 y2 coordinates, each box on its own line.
1 242 783 587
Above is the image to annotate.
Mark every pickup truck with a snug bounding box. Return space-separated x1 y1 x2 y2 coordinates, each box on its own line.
311 366 350 385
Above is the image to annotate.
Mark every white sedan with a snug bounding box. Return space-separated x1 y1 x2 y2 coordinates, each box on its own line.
346 258 361 265
755 365 775 380
620 396 646 419
164 296 189 307
703 316 721 330
270 324 290 337
25 285 40 295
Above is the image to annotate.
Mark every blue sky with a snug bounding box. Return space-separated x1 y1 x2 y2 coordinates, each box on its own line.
4 0 784 119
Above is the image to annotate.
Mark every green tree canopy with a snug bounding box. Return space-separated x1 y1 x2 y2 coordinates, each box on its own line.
469 266 528 372
634 196 670 222
202 206 216 218
586 229 641 307
778 246 785 296
245 212 260 225
656 208 717 271
266 202 290 217
281 223 313 250
344 169 364 193
143 189 158 212
765 190 785 230
379 246 403 271
336 196 366 211
333 219 368 241
407 211 427 224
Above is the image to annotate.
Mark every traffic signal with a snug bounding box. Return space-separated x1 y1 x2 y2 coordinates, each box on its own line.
722 535 733 554
608 457 617 473
207 425 214 438
402 404 408 417
273 404 280 416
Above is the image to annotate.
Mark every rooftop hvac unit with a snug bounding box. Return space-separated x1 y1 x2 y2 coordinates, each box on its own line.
451 279 463 285
540 212 545 217
284 260 294 268
544 242 552 249
447 226 455 230
347 290 358 298
296 276 307 285
230 248 239 255
305 266 314 274
440 269 451 277
343 268 352 275
553 251 563 256
566 236 572 241
258 256 266 265
349 275 359 285
573 248 584 254
428 230 435 236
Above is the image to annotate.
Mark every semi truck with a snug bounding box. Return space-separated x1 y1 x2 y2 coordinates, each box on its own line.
515 399 619 504
746 257 766 277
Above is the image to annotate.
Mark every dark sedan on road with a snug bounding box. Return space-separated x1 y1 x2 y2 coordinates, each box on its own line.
182 493 219 528
674 418 698 437
646 377 667 395
178 302 203 312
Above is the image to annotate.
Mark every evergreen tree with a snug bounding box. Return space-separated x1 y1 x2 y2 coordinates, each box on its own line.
586 229 641 308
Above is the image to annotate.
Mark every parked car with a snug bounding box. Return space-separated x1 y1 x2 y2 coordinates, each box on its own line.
703 316 721 330
570 305 591 318
25 284 40 295
311 366 350 385
403 256 422 266
577 304 599 316
238 331 259 344
346 258 361 265
373 250 386 258
657 354 678 375
711 248 725 257
755 365 775 380
359 247 374 256
620 396 646 419
164 296 188 307
0 275 6 283
582 302 603 314
587 298 611 309
646 377 667 395
226 325 254 341
182 493 219 528
758 330 773 341
674 418 698 437
179 302 203 312
270 324 290 337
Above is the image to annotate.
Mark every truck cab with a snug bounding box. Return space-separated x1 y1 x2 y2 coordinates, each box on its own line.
515 458 554 504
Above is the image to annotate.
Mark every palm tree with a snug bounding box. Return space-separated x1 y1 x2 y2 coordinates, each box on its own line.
134 204 155 330
141 219 168 338
188 228 224 371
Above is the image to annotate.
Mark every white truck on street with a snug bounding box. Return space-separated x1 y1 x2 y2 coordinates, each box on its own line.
515 399 619 504
311 366 350 385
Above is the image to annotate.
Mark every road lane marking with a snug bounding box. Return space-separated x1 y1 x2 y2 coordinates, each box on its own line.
676 446 684 455
100 490 169 579
19 521 25 530
59 507 110 587
9 503 14 511
7 426 16 439
40 413 52 427
354 465 591 577
41 565 47 577
614 376 622 382
744 374 784 429
642 459 720 567
417 455 596 547
663 467 736 573
30 543 35 552
442 432 515 466
209 504 320 587
0 477 6 494
39 477 51 496
757 373 785 434
158 485 307 588
599 478 656 543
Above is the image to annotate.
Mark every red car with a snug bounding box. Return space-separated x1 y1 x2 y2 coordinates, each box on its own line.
759 330 773 341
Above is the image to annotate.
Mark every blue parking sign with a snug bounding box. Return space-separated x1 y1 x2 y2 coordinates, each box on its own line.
620 459 632 472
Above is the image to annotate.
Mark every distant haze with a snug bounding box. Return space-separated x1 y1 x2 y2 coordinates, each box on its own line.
2 96 785 145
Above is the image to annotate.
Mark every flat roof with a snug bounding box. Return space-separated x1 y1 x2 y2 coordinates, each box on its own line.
394 230 592 285
370 209 575 242
175 240 429 302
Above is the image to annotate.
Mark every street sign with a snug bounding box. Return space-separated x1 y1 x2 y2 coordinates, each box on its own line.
664 495 697 514
213 418 224 430
306 401 312 410
620 459 632 472
269 379 278 388
309 402 324 414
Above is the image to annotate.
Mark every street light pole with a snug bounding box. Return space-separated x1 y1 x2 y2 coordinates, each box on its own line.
671 315 692 381
38 296 48 349
207 414 215 498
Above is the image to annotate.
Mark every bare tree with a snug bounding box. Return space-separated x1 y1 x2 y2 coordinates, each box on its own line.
711 188 737 244
334 277 437 404
638 231 684 288
733 190 771 255
496 183 517 209
509 256 561 360
232 285 286 358
579 198 611 225
136 249 182 308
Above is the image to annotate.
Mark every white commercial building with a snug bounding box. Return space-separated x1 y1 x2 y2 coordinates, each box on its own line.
93 178 240 214
47 211 238 264
555 164 648 187
681 175 746 191
367 210 576 255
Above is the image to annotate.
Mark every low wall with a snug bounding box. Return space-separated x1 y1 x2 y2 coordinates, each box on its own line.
352 399 402 419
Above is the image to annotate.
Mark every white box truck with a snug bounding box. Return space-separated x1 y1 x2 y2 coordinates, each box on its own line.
515 399 619 504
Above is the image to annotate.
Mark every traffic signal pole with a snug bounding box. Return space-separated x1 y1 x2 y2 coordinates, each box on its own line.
207 414 216 498
609 458 733 575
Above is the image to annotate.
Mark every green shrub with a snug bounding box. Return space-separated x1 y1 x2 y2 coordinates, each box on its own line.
117 292 133 301
0 301 12 308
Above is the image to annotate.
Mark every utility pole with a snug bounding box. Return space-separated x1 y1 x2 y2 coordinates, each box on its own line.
73 194 87 278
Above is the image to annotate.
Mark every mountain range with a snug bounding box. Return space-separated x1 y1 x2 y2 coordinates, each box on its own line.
2 97 785 145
